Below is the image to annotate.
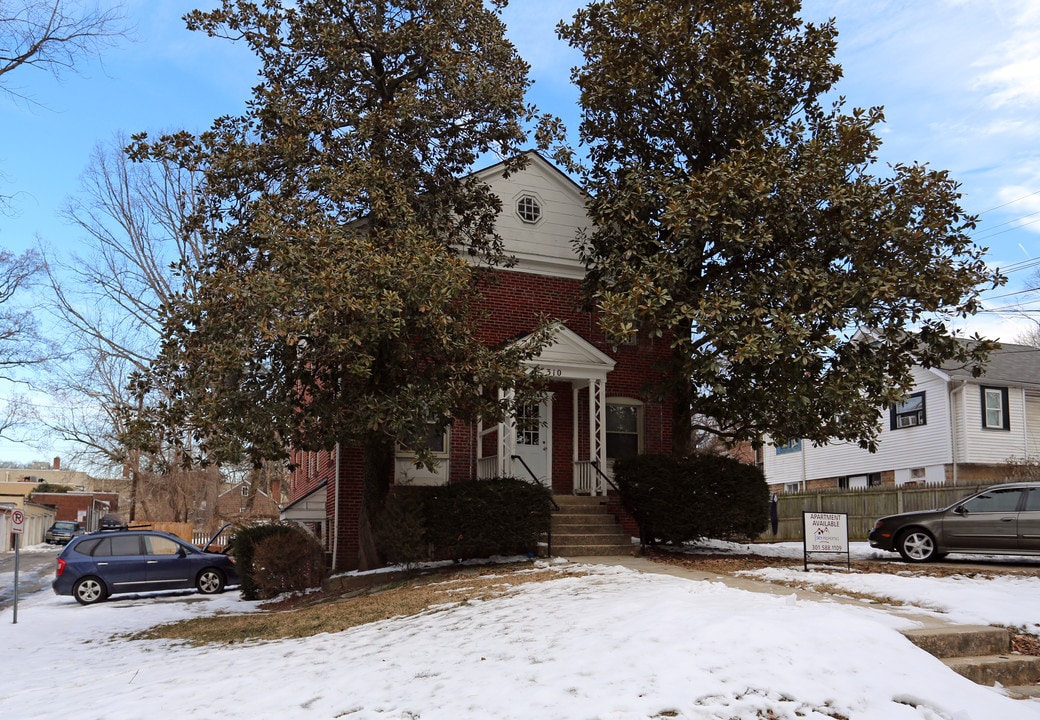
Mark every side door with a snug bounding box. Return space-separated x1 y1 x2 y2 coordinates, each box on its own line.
1017 487 1040 552
91 534 148 593
942 487 1023 552
143 534 195 590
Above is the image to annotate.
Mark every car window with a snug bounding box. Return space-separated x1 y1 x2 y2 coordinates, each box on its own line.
108 535 143 556
145 535 183 556
55 522 78 531
961 488 1022 513
73 538 103 556
1024 488 1040 512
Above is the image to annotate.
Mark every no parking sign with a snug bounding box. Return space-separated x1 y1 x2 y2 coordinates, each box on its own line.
11 508 25 623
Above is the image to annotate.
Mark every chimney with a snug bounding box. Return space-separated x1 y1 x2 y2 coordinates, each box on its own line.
271 478 281 504
53 456 61 470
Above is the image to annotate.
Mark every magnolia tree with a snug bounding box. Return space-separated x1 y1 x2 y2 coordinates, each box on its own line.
131 0 557 569
559 0 1002 453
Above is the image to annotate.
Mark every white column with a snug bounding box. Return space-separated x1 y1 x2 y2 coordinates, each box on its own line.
589 378 607 495
572 384 580 470
501 387 516 477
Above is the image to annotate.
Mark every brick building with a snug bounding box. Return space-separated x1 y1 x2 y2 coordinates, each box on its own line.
283 153 674 571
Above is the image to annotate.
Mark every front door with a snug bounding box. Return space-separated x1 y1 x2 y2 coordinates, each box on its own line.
515 399 550 486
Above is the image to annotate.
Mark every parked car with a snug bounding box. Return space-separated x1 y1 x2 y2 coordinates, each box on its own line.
52 528 237 605
45 521 85 545
868 482 1040 562
98 513 128 531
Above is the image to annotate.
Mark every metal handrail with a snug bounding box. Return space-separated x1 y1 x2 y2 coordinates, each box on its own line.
510 455 560 511
510 454 557 557
590 460 619 493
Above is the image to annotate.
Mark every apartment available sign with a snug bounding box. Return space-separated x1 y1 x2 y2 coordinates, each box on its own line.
802 511 850 570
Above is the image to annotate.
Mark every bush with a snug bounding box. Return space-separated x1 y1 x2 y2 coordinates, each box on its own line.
251 530 326 600
375 488 428 567
376 477 553 564
232 522 327 600
613 454 768 545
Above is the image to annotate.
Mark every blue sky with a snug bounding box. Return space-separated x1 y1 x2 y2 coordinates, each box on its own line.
1 0 1039 463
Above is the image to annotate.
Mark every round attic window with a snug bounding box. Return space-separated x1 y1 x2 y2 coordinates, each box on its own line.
516 194 542 224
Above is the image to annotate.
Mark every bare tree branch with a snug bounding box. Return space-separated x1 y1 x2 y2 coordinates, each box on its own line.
0 0 127 87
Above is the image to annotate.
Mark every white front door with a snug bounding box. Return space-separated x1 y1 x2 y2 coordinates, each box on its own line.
515 399 551 486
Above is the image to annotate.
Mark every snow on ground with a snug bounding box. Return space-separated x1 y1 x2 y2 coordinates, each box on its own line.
695 540 1040 632
1 542 1039 720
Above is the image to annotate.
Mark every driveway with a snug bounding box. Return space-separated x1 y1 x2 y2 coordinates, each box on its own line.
0 544 60 613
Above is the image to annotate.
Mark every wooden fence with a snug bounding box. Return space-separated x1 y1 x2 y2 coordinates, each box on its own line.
767 483 991 543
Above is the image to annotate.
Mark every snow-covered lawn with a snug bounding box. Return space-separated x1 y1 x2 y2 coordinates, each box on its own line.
2 542 1039 720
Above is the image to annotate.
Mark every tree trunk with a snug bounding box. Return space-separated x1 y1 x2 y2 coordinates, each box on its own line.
357 434 393 571
671 332 695 457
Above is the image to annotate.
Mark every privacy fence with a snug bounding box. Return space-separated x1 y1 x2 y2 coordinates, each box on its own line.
767 483 992 543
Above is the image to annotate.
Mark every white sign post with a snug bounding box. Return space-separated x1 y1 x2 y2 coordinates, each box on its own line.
11 509 25 623
802 511 850 571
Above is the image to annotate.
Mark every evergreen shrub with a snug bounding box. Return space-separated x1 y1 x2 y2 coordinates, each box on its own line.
376 477 553 564
232 522 326 600
613 453 768 545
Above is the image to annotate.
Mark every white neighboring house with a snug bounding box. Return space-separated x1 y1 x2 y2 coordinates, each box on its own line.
763 342 1040 492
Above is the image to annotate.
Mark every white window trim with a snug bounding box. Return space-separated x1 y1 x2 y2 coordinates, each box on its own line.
605 397 644 462
515 192 544 225
395 425 451 486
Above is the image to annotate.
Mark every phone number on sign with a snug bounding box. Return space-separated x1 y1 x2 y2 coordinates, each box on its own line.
810 544 845 552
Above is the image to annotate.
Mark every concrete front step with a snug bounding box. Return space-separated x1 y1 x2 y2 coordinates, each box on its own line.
557 530 628 541
552 541 637 556
550 495 633 557
553 514 620 529
903 625 1040 693
553 504 612 515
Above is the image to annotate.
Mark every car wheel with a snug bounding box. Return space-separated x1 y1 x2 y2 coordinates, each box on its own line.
196 568 226 595
897 529 938 562
73 577 108 605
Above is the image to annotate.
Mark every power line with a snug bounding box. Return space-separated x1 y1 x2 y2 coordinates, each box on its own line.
973 215 1040 243
972 208 1040 238
976 189 1040 216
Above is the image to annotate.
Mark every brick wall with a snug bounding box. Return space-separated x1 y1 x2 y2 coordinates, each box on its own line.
288 266 675 570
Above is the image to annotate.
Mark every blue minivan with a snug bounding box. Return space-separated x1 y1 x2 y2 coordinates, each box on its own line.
53 528 237 605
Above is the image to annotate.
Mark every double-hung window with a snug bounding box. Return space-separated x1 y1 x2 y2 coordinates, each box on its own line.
981 386 1010 430
606 400 642 461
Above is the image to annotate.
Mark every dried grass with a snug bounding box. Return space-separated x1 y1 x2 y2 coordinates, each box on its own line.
128 564 585 646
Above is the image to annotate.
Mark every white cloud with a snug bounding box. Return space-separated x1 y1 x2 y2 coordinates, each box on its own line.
973 4 1040 108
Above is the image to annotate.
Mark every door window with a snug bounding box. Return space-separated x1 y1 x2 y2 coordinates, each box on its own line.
961 488 1023 513
516 403 541 446
145 535 183 556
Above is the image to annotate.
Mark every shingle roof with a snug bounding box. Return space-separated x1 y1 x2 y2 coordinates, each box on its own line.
941 341 1040 390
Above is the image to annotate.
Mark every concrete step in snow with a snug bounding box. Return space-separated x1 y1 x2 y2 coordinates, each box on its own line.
903 625 1040 694
903 626 1010 658
943 655 1040 688
1004 685 1040 700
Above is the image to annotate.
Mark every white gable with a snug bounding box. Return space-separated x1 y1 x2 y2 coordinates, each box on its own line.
475 152 589 279
522 323 616 381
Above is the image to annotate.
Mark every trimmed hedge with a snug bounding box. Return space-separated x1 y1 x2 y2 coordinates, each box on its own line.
231 522 327 600
376 477 554 565
613 454 768 545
